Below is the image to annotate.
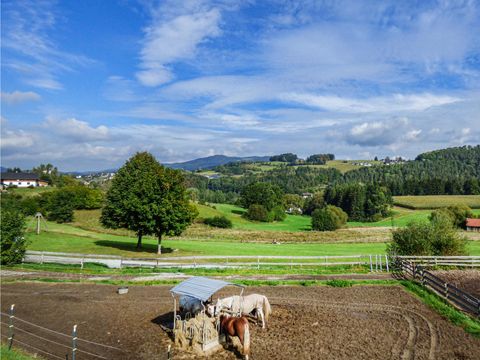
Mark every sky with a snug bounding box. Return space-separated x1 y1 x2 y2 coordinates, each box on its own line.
1 0 480 171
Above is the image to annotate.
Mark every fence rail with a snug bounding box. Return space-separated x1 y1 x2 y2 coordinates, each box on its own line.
397 255 480 268
24 251 390 271
397 259 480 317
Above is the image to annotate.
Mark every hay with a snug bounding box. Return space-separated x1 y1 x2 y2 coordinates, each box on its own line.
174 313 222 355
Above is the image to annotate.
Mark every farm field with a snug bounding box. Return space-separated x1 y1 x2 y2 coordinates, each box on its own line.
1 282 479 360
394 195 480 209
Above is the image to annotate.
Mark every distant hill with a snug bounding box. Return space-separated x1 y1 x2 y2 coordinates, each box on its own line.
166 155 270 171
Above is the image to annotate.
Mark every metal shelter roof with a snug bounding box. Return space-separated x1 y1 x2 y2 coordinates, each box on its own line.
170 276 243 302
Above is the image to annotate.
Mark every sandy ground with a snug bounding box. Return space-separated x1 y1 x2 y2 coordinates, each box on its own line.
1 282 479 360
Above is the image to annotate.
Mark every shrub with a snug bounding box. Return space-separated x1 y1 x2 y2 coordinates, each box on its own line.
204 216 233 228
47 190 74 223
311 205 347 231
1 209 28 265
326 279 353 287
245 204 270 222
271 205 286 221
388 218 467 256
429 204 473 229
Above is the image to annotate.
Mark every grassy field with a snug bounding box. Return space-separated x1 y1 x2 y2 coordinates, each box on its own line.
25 216 480 257
197 203 480 230
8 186 53 197
394 195 480 209
0 345 39 360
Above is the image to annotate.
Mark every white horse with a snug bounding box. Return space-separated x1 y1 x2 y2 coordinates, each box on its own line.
207 294 272 329
179 295 205 316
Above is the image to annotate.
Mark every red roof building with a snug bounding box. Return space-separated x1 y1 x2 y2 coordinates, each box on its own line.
466 218 480 232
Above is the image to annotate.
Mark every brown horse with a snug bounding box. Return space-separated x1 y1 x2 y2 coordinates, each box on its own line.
220 314 250 360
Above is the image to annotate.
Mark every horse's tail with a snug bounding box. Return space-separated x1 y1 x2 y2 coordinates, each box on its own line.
243 321 250 357
263 296 272 322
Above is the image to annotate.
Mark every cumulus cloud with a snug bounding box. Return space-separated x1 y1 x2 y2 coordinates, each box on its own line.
44 118 110 142
346 118 420 147
1 90 41 104
136 4 221 86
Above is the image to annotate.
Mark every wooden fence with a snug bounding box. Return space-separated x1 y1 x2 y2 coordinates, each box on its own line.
397 259 480 317
397 255 480 268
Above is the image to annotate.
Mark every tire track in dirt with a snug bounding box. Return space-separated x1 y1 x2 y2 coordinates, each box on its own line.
270 297 437 360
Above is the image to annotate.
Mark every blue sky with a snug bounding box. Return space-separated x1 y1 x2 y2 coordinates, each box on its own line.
1 0 479 171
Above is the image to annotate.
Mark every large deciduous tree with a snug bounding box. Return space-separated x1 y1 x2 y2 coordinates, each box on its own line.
101 152 196 253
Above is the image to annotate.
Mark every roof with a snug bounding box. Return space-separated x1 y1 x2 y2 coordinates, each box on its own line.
170 276 243 302
0 172 40 181
466 218 480 227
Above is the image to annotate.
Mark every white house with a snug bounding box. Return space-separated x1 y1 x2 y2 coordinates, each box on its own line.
0 172 48 188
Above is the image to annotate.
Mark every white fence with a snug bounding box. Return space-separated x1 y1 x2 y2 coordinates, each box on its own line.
24 251 389 271
24 252 480 270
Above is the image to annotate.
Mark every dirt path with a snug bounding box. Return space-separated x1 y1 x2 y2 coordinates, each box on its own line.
1 283 479 360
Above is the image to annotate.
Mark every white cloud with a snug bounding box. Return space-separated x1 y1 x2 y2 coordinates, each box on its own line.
1 90 41 104
136 5 221 86
1 129 35 150
346 118 418 147
1 0 94 90
282 93 462 113
44 118 109 142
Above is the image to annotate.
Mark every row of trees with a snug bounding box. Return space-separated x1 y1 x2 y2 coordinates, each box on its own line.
324 183 392 221
1 184 104 223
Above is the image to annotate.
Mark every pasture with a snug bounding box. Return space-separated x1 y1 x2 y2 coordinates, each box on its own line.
394 195 480 209
1 282 479 360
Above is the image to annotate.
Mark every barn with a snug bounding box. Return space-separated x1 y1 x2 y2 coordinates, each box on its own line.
465 218 480 232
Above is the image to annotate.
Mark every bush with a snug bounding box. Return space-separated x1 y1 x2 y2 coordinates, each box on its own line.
311 205 347 231
245 204 270 222
271 205 286 221
429 204 473 229
388 218 467 256
47 190 74 223
204 216 233 228
1 209 28 265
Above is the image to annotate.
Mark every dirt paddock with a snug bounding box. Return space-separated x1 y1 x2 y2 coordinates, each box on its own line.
1 282 479 360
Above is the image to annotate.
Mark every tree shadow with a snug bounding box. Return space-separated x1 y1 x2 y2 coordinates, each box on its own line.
93 240 174 254
231 209 245 215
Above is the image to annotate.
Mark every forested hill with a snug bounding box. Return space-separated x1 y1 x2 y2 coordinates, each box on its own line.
341 145 480 195
185 145 480 200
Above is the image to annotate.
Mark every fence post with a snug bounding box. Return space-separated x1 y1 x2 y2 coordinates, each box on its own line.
72 324 77 360
167 344 171 360
257 256 260 270
421 268 425 286
369 255 373 272
41 252 44 264
119 258 123 269
8 304 15 350
379 255 383 271
385 255 389 272
444 283 448 299
81 257 84 270
375 255 378 272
